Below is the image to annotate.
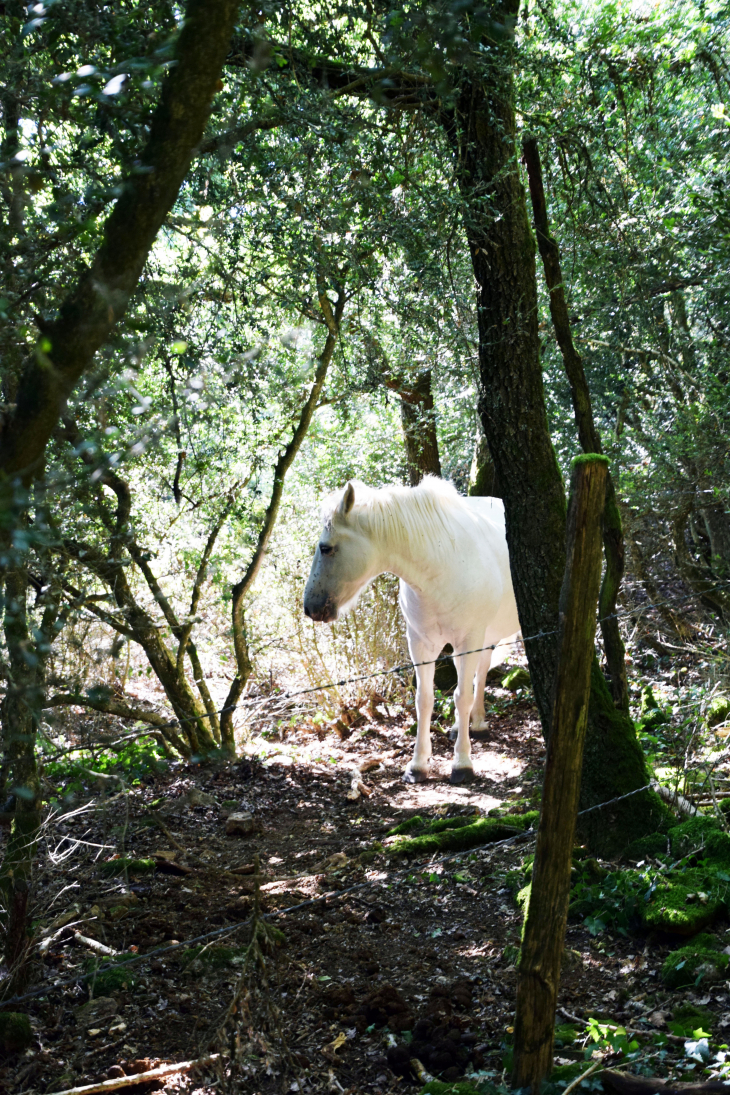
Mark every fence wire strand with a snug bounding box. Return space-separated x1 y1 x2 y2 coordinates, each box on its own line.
0 777 665 1010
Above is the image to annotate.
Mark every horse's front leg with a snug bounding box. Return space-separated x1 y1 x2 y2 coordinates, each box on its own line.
451 648 480 784
404 650 437 784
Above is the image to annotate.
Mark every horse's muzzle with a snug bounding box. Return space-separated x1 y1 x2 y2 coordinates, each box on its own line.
303 598 337 623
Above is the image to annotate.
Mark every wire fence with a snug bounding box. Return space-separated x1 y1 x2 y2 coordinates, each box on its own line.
0 779 665 1010
2 574 728 1007
34 577 730 748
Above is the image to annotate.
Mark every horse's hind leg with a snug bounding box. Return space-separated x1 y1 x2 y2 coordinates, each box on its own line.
470 647 492 733
404 642 437 784
450 648 480 784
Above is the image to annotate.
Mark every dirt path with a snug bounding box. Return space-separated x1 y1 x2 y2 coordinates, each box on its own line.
0 698 719 1095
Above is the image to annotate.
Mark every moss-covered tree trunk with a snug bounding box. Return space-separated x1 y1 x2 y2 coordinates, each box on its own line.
445 0 664 854
397 370 442 486
469 433 500 497
522 136 628 713
0 568 43 984
513 455 608 1092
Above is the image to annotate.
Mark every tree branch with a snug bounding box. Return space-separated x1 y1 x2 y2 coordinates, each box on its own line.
0 0 242 488
219 283 347 746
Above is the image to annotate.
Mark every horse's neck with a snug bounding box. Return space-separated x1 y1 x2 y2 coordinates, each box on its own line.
370 518 445 594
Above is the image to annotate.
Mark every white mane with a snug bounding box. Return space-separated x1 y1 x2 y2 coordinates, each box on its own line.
321 476 483 556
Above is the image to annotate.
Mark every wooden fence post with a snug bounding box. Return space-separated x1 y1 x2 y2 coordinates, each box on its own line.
512 453 609 1093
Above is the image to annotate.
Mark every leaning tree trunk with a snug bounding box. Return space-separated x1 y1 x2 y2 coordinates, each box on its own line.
445 0 665 854
522 136 628 713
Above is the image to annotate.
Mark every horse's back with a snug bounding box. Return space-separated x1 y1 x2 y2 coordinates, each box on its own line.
463 494 505 524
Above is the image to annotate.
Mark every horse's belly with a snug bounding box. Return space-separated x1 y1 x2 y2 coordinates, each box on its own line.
399 568 513 648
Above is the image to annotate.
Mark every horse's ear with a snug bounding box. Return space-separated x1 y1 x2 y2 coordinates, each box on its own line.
338 482 355 518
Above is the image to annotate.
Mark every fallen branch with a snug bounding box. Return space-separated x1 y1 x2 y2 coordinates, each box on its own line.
601 1068 730 1095
48 1054 218 1095
73 932 119 958
410 1057 435 1084
651 782 698 818
563 1062 603 1095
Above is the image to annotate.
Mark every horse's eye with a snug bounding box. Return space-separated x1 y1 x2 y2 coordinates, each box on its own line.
319 543 334 556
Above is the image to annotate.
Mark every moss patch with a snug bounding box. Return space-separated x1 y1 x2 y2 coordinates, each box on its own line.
707 695 730 728
420 1083 482 1095
550 1062 587 1085
502 667 531 691
668 815 722 858
580 661 670 857
641 869 724 934
388 815 429 836
84 954 138 994
624 832 669 861
179 944 247 969
99 857 155 878
662 933 728 988
672 1002 715 1034
638 685 669 730
0 1012 32 1054
388 812 538 857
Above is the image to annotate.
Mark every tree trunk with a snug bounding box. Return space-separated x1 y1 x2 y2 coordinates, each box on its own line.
513 455 608 1093
445 0 663 854
0 0 242 492
0 568 43 985
522 136 628 713
397 370 442 486
469 432 500 497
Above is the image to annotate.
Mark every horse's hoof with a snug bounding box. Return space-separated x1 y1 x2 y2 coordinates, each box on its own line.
450 766 476 785
470 729 492 742
447 729 458 743
403 764 429 784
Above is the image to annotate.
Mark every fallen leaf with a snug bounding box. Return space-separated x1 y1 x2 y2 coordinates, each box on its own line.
322 1031 347 1061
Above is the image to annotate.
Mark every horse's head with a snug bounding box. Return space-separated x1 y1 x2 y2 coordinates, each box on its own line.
303 482 378 622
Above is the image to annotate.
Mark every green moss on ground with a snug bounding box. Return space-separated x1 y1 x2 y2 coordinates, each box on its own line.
638 685 669 730
580 661 670 857
99 857 155 878
84 954 138 994
502 667 531 691
672 1002 715 1034
0 1012 32 1054
662 933 728 988
707 695 730 728
669 815 722 857
550 1062 587 1084
641 869 724 934
705 830 730 864
388 811 538 857
554 1023 578 1046
180 944 247 969
388 815 428 836
420 1083 482 1095
624 832 669 861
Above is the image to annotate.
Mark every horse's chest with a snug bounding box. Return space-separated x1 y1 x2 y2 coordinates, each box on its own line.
399 580 480 636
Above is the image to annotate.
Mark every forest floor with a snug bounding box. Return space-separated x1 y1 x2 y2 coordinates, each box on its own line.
2 679 729 1095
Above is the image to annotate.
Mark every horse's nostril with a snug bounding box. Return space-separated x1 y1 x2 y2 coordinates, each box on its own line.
304 605 312 618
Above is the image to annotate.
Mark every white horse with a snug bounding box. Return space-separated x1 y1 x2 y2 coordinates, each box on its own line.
303 477 520 784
